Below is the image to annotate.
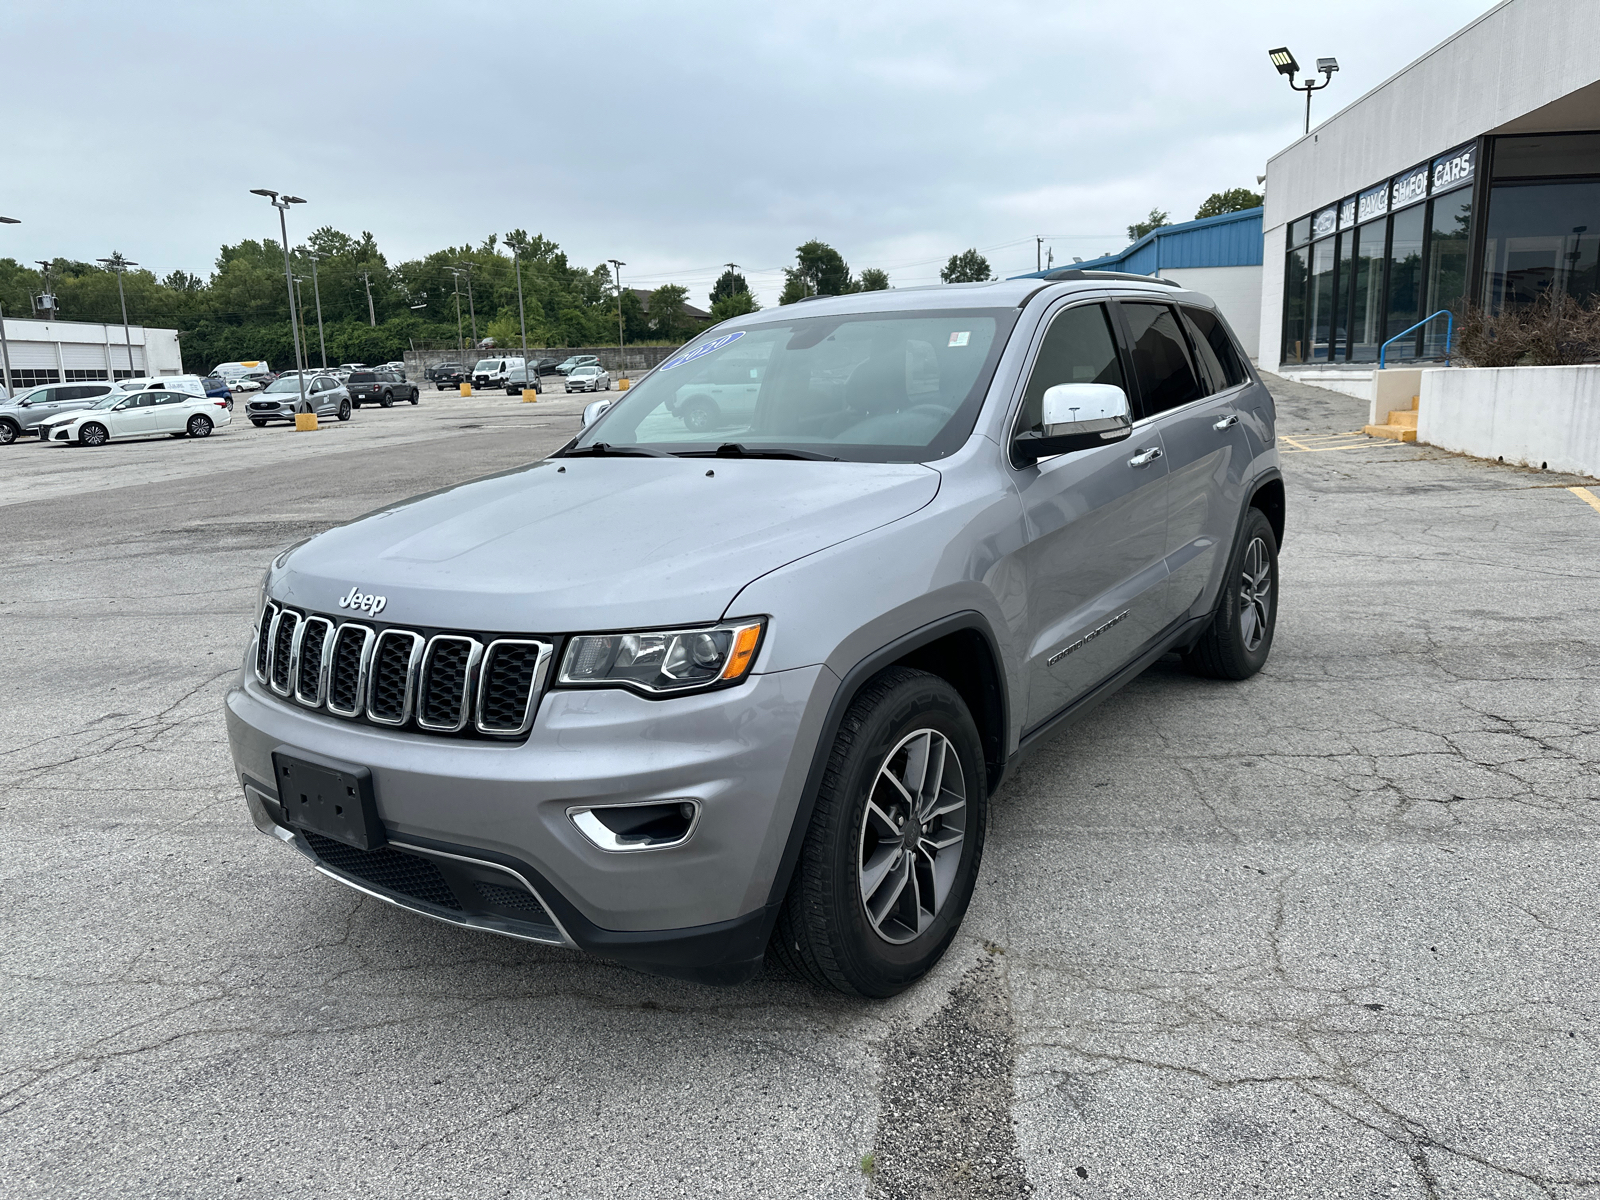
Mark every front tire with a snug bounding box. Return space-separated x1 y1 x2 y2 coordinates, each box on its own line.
250 419 266 427
681 397 718 433
773 667 987 997
79 423 109 447
1184 507 1279 680
0 419 18 445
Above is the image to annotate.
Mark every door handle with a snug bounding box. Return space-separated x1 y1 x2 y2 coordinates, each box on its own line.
1127 447 1163 468
1213 413 1239 431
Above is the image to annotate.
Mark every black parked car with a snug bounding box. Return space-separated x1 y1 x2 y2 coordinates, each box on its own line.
348 370 420 408
427 362 466 386
530 357 562 376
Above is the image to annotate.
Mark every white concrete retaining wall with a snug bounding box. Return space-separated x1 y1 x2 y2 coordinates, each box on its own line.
1418 364 1600 478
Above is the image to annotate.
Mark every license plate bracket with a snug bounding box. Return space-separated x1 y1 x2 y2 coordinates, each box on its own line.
272 747 385 850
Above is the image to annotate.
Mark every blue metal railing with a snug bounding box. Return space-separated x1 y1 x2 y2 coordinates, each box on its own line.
1379 309 1454 369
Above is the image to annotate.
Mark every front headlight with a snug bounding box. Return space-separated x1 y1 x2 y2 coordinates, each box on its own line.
557 618 765 696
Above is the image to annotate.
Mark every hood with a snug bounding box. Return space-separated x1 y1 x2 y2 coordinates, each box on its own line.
272 456 941 632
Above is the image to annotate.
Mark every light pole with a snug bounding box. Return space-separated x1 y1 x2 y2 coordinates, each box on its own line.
309 253 328 368
95 253 139 377
608 258 626 371
0 216 17 397
1269 48 1338 136
294 275 309 358
447 268 465 351
359 269 376 326
508 234 532 394
249 188 310 415
460 262 478 346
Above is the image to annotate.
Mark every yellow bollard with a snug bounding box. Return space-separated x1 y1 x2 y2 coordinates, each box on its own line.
522 389 538 403
294 412 318 431
460 381 472 396
618 378 630 390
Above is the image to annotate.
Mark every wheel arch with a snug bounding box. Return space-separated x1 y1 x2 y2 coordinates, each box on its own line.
1249 471 1285 549
761 611 1009 915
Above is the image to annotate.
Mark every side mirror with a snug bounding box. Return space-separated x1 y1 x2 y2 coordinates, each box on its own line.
582 399 613 428
16 399 30 408
1013 383 1132 465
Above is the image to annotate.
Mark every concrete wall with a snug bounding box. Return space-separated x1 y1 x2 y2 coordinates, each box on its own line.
1158 265 1262 359
404 345 677 378
1258 0 1600 372
1418 364 1600 477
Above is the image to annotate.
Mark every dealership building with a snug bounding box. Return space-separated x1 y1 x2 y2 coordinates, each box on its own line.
1261 0 1600 382
0 316 183 396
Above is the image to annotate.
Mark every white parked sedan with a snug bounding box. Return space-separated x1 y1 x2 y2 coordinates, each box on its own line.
38 388 233 446
564 365 611 393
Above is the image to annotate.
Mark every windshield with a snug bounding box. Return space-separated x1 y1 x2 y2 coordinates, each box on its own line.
264 376 309 393
573 308 1015 463
91 393 127 410
474 359 501 371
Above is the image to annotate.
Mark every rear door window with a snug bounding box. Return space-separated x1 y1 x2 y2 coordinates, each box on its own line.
1118 301 1204 416
1181 307 1248 392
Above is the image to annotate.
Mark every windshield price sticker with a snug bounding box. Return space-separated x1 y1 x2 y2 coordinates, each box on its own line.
660 331 746 371
948 331 971 347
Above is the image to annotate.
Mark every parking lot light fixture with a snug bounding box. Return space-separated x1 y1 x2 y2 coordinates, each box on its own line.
508 234 532 400
1269 47 1338 135
96 254 139 378
447 268 465 351
252 188 310 417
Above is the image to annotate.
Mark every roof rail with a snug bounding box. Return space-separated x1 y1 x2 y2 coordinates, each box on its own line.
1041 269 1181 287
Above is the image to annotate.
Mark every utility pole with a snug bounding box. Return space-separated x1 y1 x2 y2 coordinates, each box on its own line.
309 254 328 367
294 276 309 356
95 253 139 377
360 270 376 326
249 189 310 414
509 234 531 393
461 263 477 346
1036 236 1044 273
608 259 626 370
447 268 465 351
34 260 57 320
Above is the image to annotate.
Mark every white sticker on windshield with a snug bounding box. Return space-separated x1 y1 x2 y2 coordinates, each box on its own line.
948 331 970 347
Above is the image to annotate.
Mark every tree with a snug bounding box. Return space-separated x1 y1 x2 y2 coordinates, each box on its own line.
940 251 991 284
857 268 890 291
709 290 759 322
1127 208 1170 241
709 268 749 306
781 240 853 304
647 284 690 341
1194 188 1264 220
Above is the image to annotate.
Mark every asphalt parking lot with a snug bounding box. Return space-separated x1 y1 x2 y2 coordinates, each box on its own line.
3 375 1598 1199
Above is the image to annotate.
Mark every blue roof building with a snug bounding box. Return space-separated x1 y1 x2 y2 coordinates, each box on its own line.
1014 207 1265 357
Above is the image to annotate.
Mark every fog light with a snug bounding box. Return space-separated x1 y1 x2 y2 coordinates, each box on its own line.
568 800 700 852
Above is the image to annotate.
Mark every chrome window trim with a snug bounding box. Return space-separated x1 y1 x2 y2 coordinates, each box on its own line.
266 609 300 697
416 634 484 733
325 623 376 719
293 616 336 709
254 601 279 685
474 639 553 737
366 629 426 726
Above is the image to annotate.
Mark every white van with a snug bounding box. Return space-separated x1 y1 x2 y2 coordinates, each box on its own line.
110 375 209 398
214 361 270 384
471 356 525 389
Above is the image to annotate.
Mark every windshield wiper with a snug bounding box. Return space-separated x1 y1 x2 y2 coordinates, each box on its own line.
560 442 675 459
677 442 840 462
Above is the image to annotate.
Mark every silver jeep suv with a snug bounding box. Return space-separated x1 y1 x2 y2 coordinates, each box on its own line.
225 273 1282 996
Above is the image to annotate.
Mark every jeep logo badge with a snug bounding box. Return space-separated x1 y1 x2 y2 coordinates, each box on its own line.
337 586 387 616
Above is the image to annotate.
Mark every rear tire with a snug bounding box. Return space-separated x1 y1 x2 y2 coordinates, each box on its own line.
773 667 987 997
338 400 352 422
187 414 213 438
1184 507 1279 681
380 391 393 408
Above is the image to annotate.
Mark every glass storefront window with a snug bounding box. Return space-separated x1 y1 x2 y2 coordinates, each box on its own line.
1335 231 1355 357
1492 133 1600 179
1308 239 1337 360
1289 218 1312 248
1386 205 1426 351
1481 179 1600 310
1424 187 1472 355
1350 220 1387 362
1282 246 1309 363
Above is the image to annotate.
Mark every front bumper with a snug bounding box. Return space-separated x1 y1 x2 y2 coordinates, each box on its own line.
225 661 830 980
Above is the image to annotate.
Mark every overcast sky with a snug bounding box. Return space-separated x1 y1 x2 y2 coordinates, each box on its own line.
8 0 1495 307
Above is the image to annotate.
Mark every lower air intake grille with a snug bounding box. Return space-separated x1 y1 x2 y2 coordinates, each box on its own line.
304 832 461 909
477 880 554 921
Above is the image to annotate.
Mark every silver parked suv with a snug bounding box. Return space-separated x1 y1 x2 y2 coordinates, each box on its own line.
225 273 1282 996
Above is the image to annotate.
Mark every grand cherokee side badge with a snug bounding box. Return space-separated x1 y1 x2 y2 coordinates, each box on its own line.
337 586 387 616
1049 611 1127 665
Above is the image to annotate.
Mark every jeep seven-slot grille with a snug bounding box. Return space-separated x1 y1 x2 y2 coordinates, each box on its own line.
253 602 551 740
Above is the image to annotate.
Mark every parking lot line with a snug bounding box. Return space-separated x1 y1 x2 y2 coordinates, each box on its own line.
1569 486 1600 514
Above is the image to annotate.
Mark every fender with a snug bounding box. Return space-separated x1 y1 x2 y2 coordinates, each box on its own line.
759 610 1010 914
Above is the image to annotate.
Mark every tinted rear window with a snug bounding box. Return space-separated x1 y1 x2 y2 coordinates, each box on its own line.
349 372 377 382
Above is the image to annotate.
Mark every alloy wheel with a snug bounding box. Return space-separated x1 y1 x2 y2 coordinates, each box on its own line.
80 423 108 446
187 415 212 437
1238 536 1272 652
857 728 968 944
0 421 16 445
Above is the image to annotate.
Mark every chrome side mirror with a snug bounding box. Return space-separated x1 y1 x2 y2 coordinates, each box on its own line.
581 399 612 428
1014 383 1133 464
